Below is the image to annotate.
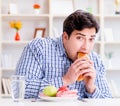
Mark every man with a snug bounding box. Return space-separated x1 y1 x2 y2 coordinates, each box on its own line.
16 10 112 99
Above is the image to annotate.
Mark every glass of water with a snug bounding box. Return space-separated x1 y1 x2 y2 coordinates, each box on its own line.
11 75 25 102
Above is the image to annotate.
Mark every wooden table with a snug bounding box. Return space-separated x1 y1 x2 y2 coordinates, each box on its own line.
0 98 120 106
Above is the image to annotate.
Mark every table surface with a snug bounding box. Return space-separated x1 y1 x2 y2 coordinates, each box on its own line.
0 98 120 106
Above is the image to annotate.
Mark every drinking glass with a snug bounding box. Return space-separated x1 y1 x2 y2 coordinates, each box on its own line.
11 75 25 102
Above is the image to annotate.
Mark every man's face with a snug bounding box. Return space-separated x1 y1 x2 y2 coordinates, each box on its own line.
63 28 96 61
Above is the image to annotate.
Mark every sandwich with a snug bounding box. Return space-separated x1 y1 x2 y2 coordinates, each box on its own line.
77 52 88 81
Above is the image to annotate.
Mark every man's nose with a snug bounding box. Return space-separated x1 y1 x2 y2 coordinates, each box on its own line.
81 40 89 51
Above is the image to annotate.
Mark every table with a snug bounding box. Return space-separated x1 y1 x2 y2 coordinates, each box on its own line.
0 98 120 106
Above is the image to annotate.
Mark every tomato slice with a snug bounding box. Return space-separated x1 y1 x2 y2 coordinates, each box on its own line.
57 86 69 92
56 86 78 97
56 90 78 97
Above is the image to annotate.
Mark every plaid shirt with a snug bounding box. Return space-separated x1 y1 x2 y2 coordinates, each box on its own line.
16 37 112 99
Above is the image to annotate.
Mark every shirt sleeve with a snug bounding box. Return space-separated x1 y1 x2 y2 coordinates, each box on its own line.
84 54 112 98
15 40 43 99
15 39 64 99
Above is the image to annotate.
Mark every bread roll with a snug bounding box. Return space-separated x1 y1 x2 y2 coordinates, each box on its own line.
77 52 88 81
77 52 88 58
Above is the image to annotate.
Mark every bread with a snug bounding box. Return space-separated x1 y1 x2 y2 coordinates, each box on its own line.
77 52 88 81
77 52 87 58
77 75 84 81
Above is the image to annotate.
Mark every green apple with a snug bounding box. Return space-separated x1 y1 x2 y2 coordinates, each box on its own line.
43 85 58 97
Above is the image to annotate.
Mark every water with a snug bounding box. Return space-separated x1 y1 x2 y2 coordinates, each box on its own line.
11 76 25 102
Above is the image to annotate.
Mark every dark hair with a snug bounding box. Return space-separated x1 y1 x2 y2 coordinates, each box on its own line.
63 10 100 36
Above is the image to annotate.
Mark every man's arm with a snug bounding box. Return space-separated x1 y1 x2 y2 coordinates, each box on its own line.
15 39 64 99
84 54 112 98
15 41 43 98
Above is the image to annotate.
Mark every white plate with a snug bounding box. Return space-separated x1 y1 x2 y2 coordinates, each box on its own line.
40 96 78 102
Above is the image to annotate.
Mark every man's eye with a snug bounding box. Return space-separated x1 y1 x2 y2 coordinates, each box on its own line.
77 37 83 41
90 38 95 41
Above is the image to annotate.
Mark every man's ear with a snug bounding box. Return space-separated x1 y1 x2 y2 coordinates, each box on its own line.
62 32 69 40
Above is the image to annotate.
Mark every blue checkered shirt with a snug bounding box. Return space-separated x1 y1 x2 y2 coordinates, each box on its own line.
16 37 112 99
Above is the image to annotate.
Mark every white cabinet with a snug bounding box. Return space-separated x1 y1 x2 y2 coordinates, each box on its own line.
0 0 120 98
0 0 50 97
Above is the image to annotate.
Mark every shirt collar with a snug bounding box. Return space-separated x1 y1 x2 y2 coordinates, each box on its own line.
57 36 67 57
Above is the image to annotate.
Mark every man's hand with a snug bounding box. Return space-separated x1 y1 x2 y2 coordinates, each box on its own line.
63 57 96 94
